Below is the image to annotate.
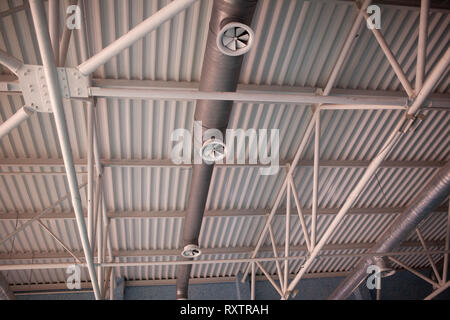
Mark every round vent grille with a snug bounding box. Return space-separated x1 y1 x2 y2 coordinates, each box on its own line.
181 244 202 258
217 22 254 56
200 138 226 163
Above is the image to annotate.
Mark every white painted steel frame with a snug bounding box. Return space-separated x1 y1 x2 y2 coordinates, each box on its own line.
0 0 447 299
3 248 450 272
28 0 102 300
241 0 374 286
77 0 199 76
241 3 450 297
285 48 450 297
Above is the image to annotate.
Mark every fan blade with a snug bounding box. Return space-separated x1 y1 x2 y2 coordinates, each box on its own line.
225 28 235 38
236 40 247 49
238 34 249 41
228 40 237 51
222 36 234 47
236 27 246 37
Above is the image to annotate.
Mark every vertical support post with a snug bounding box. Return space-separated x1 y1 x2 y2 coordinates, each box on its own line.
416 0 429 92
97 177 104 297
109 268 115 300
284 169 291 294
251 262 255 300
312 110 320 249
87 101 95 250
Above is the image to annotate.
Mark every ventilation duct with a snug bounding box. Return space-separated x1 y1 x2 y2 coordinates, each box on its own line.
329 160 450 300
175 0 258 300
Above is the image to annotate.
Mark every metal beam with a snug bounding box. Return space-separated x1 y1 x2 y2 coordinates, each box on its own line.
2 77 449 109
0 206 447 220
2 247 450 272
0 158 445 169
9 272 351 293
89 87 415 107
1 241 445 261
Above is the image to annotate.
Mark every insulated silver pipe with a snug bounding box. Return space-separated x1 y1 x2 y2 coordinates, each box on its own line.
329 161 450 300
175 0 258 300
28 0 101 300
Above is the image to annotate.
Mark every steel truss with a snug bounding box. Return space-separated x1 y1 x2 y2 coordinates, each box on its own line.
241 0 450 300
0 0 448 300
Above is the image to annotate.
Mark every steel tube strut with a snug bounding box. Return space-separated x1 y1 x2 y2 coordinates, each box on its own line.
416 0 429 91
77 0 198 76
0 107 34 140
0 49 23 75
286 47 450 297
28 0 101 300
323 0 371 96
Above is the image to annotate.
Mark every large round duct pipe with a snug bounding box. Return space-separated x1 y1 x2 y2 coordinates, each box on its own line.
175 0 258 300
329 160 450 300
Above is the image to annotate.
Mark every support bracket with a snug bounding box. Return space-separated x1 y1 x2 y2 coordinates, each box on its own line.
17 65 89 112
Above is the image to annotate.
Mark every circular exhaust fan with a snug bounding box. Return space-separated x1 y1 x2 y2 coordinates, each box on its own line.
200 138 226 163
217 22 254 56
181 244 202 258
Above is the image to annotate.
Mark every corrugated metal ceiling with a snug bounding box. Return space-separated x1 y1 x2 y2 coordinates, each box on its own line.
0 0 449 290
